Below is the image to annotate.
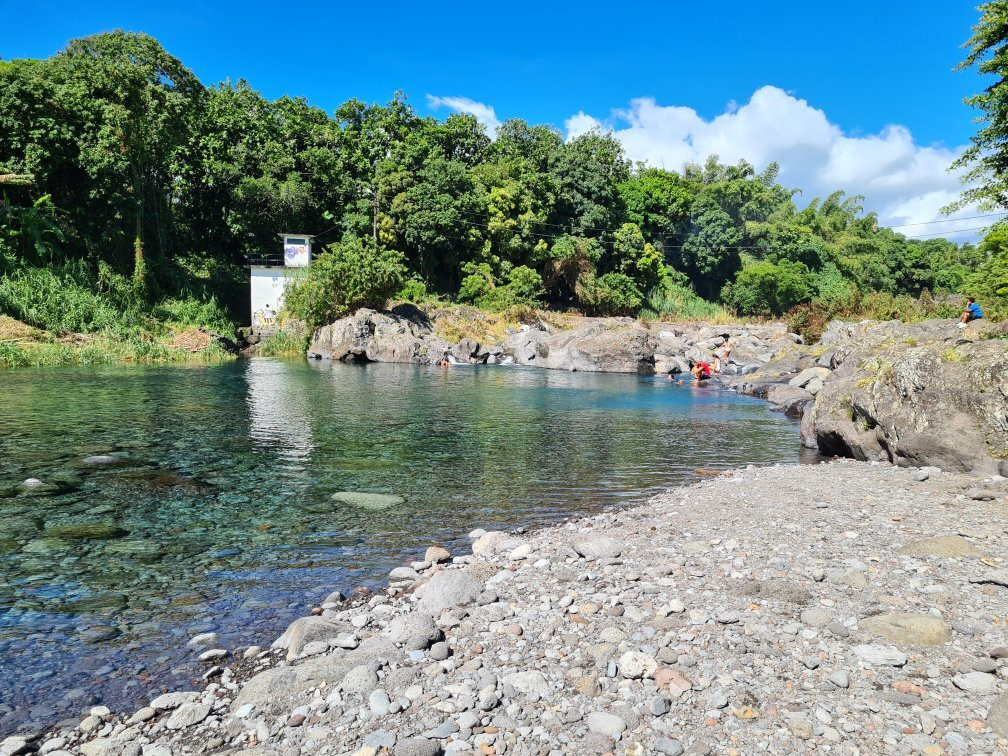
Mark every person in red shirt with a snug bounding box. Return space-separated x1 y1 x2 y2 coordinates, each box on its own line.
690 359 712 382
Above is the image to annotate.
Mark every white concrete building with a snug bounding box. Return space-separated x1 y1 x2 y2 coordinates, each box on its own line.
250 234 313 330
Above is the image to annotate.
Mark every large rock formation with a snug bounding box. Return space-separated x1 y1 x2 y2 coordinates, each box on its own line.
307 306 451 364
307 307 798 374
502 319 657 373
728 318 1008 475
805 320 1008 475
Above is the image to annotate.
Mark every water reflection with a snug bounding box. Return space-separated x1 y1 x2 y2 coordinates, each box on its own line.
246 358 316 468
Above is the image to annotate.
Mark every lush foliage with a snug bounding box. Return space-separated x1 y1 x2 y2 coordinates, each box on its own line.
721 259 815 317
283 236 406 327
1 29 1003 350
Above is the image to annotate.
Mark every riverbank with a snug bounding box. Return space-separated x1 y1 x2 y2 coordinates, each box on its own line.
0 316 239 368
0 360 801 743
38 459 1008 755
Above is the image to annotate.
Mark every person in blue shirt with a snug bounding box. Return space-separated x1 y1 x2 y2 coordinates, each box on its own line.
959 296 983 327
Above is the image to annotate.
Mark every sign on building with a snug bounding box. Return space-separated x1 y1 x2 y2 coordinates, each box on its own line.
283 235 311 267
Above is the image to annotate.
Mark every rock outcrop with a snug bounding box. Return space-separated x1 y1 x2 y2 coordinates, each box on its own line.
307 307 451 364
307 308 798 374
735 319 1008 476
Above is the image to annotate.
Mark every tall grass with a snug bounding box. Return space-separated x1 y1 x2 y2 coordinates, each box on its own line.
152 296 234 334
638 283 731 322
258 330 307 357
0 334 231 368
0 263 130 334
0 261 239 368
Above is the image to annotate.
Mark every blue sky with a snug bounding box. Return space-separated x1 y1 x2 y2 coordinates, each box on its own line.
1 1 991 237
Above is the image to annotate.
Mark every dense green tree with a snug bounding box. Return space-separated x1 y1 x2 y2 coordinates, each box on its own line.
610 222 667 292
677 196 743 299
947 1 1008 211
721 259 815 316
551 130 630 234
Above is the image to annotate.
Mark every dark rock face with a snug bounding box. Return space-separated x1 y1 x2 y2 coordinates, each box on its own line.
765 384 815 418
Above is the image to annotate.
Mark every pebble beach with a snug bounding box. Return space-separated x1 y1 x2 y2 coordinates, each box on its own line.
25 458 1008 756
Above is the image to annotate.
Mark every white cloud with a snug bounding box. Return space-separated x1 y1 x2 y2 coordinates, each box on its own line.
565 86 984 242
426 95 501 135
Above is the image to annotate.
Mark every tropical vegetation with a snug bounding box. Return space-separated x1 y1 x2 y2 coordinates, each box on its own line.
0 26 1005 364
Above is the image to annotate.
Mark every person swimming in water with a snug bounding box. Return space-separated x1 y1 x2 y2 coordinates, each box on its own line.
437 349 452 367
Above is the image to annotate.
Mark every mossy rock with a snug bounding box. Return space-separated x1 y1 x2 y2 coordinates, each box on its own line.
43 523 129 541
63 593 128 612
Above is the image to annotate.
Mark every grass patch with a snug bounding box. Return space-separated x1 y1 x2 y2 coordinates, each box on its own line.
0 262 239 369
639 283 737 323
259 330 308 357
942 348 965 363
0 334 230 368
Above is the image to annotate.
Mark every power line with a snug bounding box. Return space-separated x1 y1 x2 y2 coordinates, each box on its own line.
901 225 992 239
886 212 1007 229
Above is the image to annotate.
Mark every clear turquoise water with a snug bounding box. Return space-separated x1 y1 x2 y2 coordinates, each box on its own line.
0 358 801 734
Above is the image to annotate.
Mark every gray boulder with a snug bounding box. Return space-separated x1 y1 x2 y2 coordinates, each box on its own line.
308 309 449 364
504 319 656 374
272 616 350 660
384 612 441 650
418 569 484 615
809 325 1008 474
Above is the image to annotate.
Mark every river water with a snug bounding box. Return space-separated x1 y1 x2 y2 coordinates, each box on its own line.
0 358 802 734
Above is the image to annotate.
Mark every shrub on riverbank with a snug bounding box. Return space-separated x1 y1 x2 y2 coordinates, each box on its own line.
283 236 407 328
786 289 961 342
258 330 309 357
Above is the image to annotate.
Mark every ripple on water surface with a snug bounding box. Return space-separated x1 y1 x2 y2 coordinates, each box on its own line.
0 358 800 733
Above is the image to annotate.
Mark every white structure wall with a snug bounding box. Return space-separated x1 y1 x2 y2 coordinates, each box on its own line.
251 267 299 328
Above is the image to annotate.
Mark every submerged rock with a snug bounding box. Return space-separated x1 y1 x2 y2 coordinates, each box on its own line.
331 491 405 510
43 523 128 541
82 455 117 465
